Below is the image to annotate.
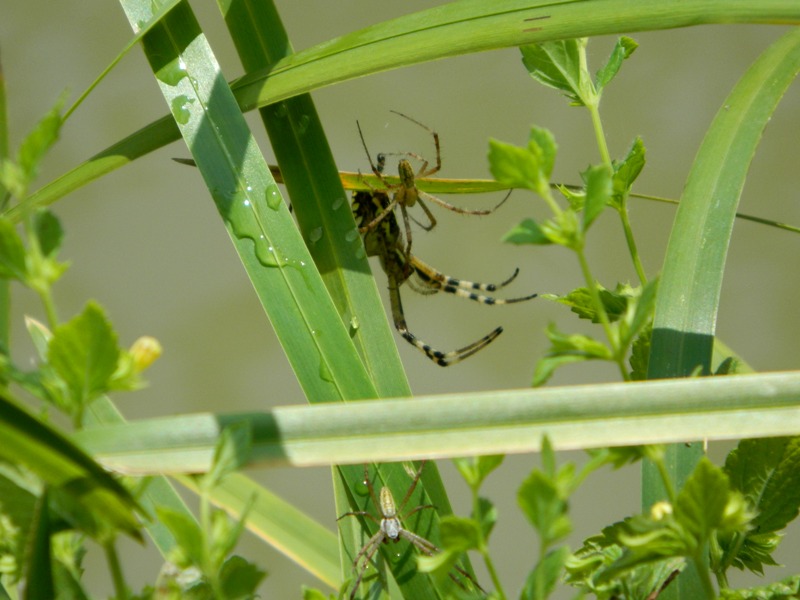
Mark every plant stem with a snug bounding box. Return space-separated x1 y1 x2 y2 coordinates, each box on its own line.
575 248 629 381
617 204 648 284
103 540 128 600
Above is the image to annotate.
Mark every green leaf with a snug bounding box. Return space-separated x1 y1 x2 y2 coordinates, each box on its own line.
439 516 482 552
532 353 591 387
0 219 27 281
47 302 119 415
1 96 63 199
488 138 543 193
157 506 204 567
724 437 800 534
595 36 639 92
475 497 497 541
675 458 744 547
582 164 612 232
32 210 63 258
629 325 651 381
488 127 556 199
611 137 646 209
518 469 571 547
0 393 142 540
453 455 504 491
520 546 570 600
219 555 266 599
520 40 587 105
502 218 552 245
719 574 800 600
554 283 633 323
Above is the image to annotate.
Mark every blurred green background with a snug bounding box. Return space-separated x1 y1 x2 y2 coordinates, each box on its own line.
3 1 799 597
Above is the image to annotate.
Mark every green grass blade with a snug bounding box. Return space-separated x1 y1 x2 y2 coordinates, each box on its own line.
74 370 800 471
116 0 376 403
644 28 800 599
0 392 142 540
219 0 408 397
9 1 800 220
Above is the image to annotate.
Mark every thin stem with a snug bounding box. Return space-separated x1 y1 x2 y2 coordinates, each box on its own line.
471 487 507 600
617 203 648 285
575 248 629 381
103 540 128 600
691 552 718 600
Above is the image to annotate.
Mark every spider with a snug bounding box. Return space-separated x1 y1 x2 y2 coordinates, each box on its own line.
356 111 509 260
338 461 483 599
352 189 537 366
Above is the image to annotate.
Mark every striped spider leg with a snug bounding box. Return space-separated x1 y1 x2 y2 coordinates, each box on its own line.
338 462 484 599
352 190 537 366
356 111 509 259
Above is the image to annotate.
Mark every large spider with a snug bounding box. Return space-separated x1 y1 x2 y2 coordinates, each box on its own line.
356 111 509 260
352 189 537 366
338 461 483 599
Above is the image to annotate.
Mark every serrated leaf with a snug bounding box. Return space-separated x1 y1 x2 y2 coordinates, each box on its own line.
724 437 800 534
582 164 612 231
502 218 552 245
219 555 266 598
623 278 658 348
595 36 639 92
0 219 28 281
675 458 735 545
544 323 612 360
554 284 631 323
520 546 570 600
488 138 542 193
720 574 800 600
47 302 119 413
532 353 588 387
520 40 585 105
611 137 646 208
629 325 651 381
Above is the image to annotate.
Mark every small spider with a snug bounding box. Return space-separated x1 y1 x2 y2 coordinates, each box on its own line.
338 461 483 599
356 111 509 260
352 189 537 366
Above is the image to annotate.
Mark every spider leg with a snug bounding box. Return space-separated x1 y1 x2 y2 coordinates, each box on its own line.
398 530 486 595
409 256 538 304
418 188 511 216
349 531 385 600
396 460 427 513
414 197 438 232
388 110 442 178
387 271 503 366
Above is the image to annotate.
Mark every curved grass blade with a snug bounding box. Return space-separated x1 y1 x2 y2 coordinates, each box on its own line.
116 0 376 403
644 28 800 598
10 1 800 220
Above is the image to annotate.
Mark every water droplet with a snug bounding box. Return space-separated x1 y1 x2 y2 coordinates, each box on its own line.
309 227 323 244
331 197 345 211
319 358 334 383
345 229 359 243
349 316 360 332
170 95 194 125
355 245 366 259
274 103 288 118
245 185 253 192
355 479 370 496
265 187 282 210
157 57 189 86
243 198 251 207
297 114 311 135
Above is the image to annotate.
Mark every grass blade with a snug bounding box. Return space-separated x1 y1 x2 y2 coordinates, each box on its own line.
10 1 800 219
